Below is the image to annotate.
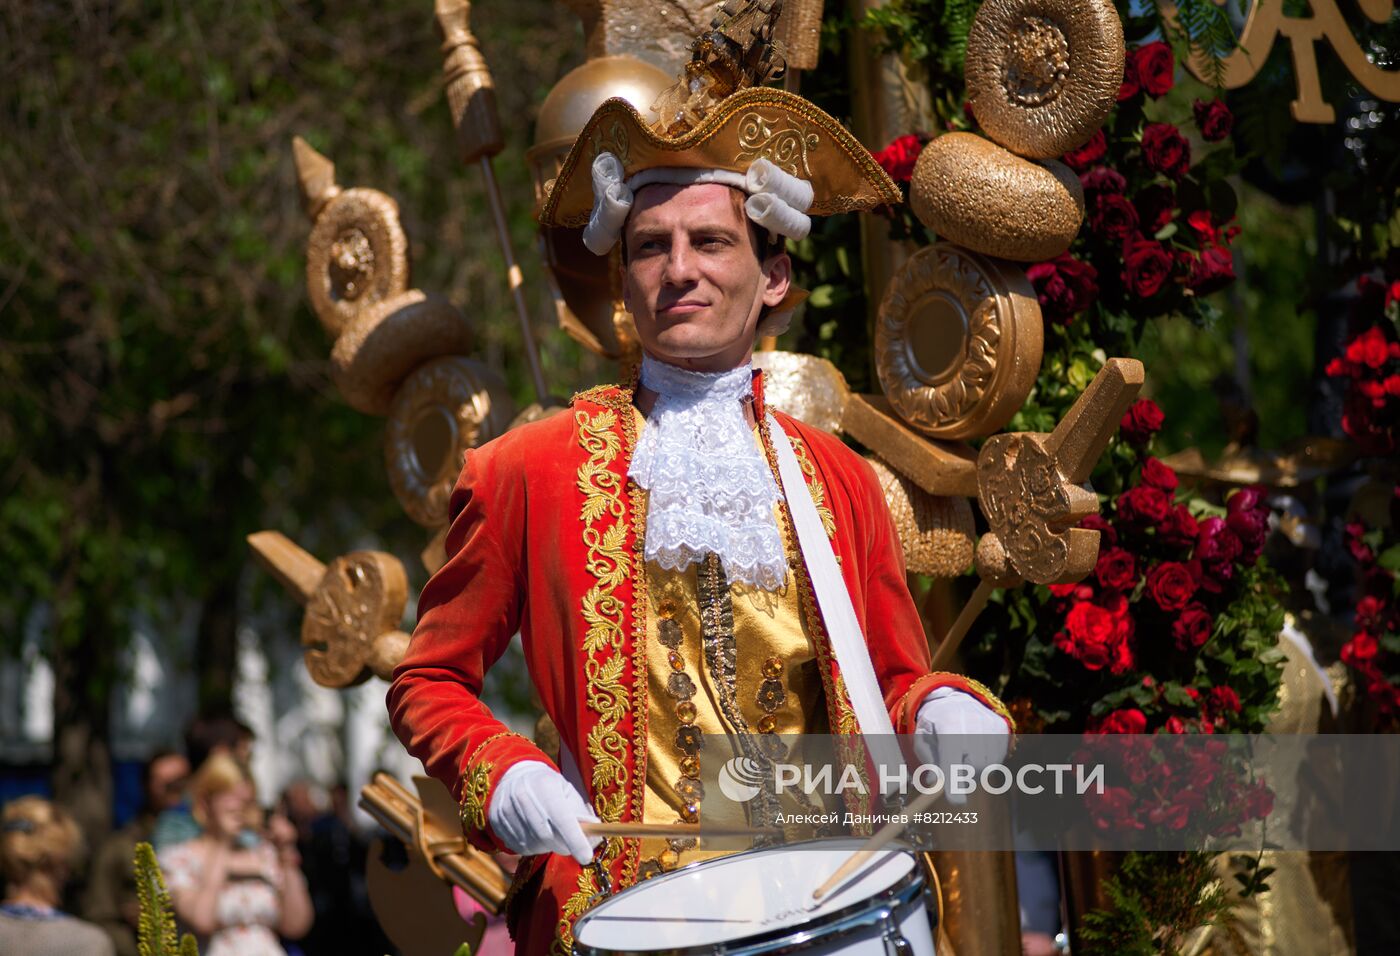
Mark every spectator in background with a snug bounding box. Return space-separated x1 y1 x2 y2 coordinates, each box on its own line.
160 755 312 956
85 750 191 956
153 712 256 851
1 796 115 956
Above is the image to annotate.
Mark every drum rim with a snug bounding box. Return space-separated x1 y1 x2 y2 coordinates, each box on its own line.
573 838 930 956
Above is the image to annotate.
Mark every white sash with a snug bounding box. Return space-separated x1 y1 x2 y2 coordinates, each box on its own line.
767 414 904 783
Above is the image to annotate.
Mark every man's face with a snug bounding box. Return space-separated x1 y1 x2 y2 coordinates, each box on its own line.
147 753 191 812
621 182 791 372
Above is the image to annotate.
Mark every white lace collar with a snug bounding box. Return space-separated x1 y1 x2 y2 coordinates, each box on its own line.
628 354 788 591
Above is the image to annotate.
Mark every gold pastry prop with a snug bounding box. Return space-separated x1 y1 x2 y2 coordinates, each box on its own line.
246 531 411 687
751 350 850 434
909 133 1084 262
867 455 975 579
875 242 1045 440
964 0 1124 160
931 358 1144 671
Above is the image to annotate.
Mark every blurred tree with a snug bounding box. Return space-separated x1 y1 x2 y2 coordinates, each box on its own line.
0 0 589 840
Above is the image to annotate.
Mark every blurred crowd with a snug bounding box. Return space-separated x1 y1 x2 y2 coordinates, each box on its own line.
2 713 393 956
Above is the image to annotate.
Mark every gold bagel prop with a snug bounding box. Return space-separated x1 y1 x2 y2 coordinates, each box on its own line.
330 291 477 416
867 455 975 578
964 0 1125 160
752 351 850 434
910 132 1084 262
875 242 1043 441
385 356 515 529
305 185 411 337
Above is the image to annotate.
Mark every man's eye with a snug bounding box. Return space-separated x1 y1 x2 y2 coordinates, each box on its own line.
697 236 727 249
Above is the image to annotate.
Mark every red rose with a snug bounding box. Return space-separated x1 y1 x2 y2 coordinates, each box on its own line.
1091 708 1148 734
1134 184 1176 234
1355 595 1386 630
1133 42 1175 97
1120 398 1165 446
1193 98 1234 141
1227 486 1266 514
1171 602 1214 651
1148 561 1198 611
1026 253 1099 325
1227 508 1270 562
1141 123 1191 180
1346 521 1374 564
1080 166 1127 196
1208 686 1242 715
1117 485 1172 527
1186 245 1236 296
1244 781 1275 820
1122 234 1174 298
1346 326 1398 370
1080 513 1118 546
1063 129 1107 173
1342 632 1379 667
1158 504 1200 549
1196 516 1243 565
1095 547 1139 591
1090 193 1140 242
1141 457 1179 492
1057 601 1122 671
1118 53 1140 102
1161 715 1188 735
873 133 924 182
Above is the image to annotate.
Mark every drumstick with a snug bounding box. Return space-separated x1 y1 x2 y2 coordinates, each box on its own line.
581 821 779 839
810 787 942 901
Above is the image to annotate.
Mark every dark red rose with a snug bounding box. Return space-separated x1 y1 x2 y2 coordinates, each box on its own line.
1095 547 1139 591
1091 708 1148 734
1171 602 1214 651
1161 715 1188 735
1117 485 1172 527
1186 245 1237 296
1193 98 1234 141
1063 129 1107 173
1089 786 1143 830
1345 521 1374 564
1227 508 1270 562
1122 234 1174 298
1355 595 1386 630
1244 781 1275 820
1141 123 1191 180
873 133 924 182
1342 632 1379 667
1026 253 1099 325
1120 397 1165 446
1196 516 1243 565
1227 486 1267 515
1346 326 1400 369
1208 686 1242 715
1187 210 1220 245
1080 166 1127 196
1159 504 1200 549
1135 184 1176 233
1141 457 1179 492
1148 561 1198 611
1057 601 1123 671
1133 42 1175 97
1090 193 1140 242
1118 53 1140 102
1080 513 1118 546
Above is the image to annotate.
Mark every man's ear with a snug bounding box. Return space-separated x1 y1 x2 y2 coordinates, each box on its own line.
761 251 792 308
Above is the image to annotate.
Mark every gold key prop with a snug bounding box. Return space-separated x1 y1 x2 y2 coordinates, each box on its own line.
931 358 1143 671
246 531 411 687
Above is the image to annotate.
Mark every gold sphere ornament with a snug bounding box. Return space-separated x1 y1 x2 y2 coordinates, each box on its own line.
910 132 1084 262
867 456 975 578
964 0 1125 160
875 242 1043 441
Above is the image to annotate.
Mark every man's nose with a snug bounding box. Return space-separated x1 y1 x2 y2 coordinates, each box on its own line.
662 239 700 284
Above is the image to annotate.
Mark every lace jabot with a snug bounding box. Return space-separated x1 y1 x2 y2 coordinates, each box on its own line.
628 354 788 591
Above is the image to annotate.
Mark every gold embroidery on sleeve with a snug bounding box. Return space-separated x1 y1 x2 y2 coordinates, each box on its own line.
459 762 493 833
789 434 836 541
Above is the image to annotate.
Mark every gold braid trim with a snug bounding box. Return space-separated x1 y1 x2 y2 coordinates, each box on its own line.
788 432 837 542
555 403 634 955
457 731 527 835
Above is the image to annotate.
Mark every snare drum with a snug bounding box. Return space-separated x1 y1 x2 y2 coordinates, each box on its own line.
573 838 935 955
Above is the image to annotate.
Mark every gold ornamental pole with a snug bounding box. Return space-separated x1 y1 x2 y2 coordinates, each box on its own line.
436 0 549 403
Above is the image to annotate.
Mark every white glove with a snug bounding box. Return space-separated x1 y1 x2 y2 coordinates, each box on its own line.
914 686 1010 805
486 761 602 864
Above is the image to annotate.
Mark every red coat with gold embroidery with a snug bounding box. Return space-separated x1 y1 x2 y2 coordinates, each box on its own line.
387 368 1010 954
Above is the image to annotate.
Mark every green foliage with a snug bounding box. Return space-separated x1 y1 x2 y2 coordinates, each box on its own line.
1161 0 1245 89
134 842 183 956
1077 851 1230 955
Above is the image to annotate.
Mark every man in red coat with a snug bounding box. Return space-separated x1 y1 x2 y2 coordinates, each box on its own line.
388 84 1014 954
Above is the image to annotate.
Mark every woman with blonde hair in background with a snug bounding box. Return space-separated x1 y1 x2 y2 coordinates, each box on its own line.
159 753 312 956
1 795 115 956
